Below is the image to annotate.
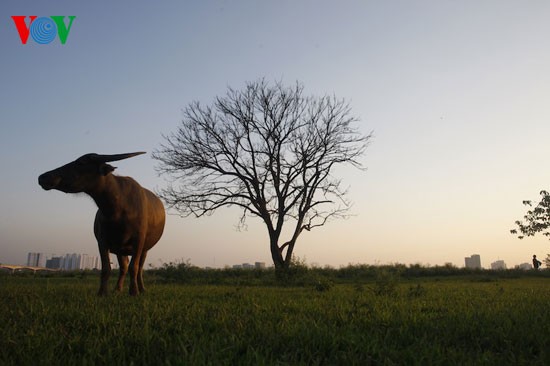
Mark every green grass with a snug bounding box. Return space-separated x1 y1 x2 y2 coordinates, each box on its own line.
1 274 549 365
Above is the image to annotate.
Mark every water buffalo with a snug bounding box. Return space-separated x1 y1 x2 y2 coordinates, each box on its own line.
38 152 165 296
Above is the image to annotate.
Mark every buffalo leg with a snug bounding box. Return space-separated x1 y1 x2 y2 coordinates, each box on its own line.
128 252 141 296
137 251 148 293
98 246 111 296
115 255 129 292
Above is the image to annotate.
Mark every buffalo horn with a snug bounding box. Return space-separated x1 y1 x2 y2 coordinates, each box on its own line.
91 152 146 163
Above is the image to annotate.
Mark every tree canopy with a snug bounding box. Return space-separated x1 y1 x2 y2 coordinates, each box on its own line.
154 80 371 269
511 190 550 240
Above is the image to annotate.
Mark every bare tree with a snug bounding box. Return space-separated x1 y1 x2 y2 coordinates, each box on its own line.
154 80 371 269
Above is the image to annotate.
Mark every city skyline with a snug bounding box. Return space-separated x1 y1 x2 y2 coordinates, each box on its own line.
21 252 127 271
9 250 543 271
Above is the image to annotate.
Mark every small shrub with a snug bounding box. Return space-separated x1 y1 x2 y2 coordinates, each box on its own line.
314 279 333 292
372 269 399 297
407 283 426 298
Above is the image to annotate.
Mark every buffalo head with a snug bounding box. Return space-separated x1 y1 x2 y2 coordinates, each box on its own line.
38 152 145 193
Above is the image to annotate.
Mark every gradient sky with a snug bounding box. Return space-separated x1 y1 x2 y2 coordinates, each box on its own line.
1 0 550 269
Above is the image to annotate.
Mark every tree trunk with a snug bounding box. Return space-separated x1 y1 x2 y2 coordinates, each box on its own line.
283 240 296 267
270 236 285 269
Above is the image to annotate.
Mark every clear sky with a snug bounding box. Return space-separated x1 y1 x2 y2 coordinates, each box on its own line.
1 0 550 269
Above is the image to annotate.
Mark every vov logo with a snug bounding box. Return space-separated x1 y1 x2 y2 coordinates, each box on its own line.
11 16 76 45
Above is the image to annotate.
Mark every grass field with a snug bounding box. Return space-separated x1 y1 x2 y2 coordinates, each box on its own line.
1 270 549 365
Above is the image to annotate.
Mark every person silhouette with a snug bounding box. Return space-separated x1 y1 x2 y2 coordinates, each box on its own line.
532 255 542 270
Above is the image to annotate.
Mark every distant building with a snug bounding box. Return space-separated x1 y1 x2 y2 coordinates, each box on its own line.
27 251 101 270
27 252 47 267
46 256 62 269
62 253 79 270
80 254 100 270
518 263 533 270
42 253 100 270
26 252 36 266
465 254 482 269
233 262 267 270
491 260 506 270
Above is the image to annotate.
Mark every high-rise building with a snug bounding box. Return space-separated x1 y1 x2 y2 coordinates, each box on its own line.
26 252 37 266
80 254 100 270
27 252 47 267
465 254 482 269
491 260 506 270
37 253 47 267
62 253 79 270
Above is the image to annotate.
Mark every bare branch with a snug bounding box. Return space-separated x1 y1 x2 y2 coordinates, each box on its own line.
154 79 371 268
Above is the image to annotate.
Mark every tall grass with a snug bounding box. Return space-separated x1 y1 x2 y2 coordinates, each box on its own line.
1 270 549 365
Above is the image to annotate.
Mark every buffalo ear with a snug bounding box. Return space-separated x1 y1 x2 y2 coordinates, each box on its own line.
99 163 116 176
